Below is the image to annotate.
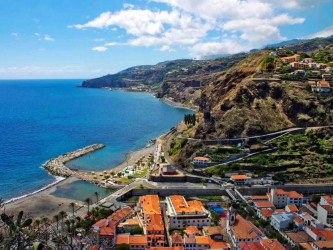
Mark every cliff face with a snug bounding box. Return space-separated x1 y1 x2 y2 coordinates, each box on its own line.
192 51 333 139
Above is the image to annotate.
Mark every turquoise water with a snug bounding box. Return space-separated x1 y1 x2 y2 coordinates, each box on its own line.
51 180 115 202
0 80 193 200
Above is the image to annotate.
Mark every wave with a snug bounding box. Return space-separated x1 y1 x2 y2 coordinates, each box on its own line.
4 176 66 205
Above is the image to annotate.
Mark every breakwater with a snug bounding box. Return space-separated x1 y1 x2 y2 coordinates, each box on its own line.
43 144 105 177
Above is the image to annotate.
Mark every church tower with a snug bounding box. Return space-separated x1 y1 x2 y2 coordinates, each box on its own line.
228 206 236 226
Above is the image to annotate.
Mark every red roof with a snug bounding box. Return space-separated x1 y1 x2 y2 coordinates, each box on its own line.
260 238 286 250
319 80 330 88
239 242 264 250
286 205 299 212
255 201 275 208
287 191 303 199
294 217 304 225
231 175 248 180
259 209 274 219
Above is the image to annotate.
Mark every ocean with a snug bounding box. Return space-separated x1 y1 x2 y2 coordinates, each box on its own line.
0 79 193 201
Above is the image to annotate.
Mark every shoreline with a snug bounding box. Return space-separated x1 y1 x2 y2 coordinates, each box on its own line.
159 97 198 112
2 92 192 218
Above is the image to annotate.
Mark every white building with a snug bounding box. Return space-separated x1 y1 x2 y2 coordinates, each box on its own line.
269 189 303 207
166 195 211 229
317 196 333 225
270 212 295 230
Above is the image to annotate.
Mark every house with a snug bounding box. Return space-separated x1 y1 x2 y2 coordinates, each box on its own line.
230 175 249 185
150 247 185 250
317 196 333 225
322 74 332 81
318 80 331 93
311 241 333 250
290 62 309 70
161 164 177 175
115 234 147 250
270 212 295 230
192 156 210 166
92 207 134 248
294 69 307 76
250 195 269 202
285 204 299 213
227 207 265 249
281 54 301 63
303 58 313 63
166 195 211 229
170 232 184 247
202 226 225 241
260 238 286 250
294 216 305 230
239 242 264 250
257 209 274 220
269 189 303 207
285 231 314 245
117 217 140 233
184 226 202 238
309 81 318 92
254 201 275 211
136 195 165 247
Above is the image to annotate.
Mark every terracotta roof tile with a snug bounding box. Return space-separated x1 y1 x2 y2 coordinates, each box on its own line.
231 175 248 180
286 205 299 212
260 238 286 250
255 201 275 208
229 215 263 240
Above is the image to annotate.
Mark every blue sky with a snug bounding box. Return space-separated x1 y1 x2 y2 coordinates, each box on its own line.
0 0 332 79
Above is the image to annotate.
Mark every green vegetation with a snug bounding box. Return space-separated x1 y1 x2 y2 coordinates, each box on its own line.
261 56 275 72
132 166 149 178
206 128 333 182
168 138 188 156
115 244 131 250
195 146 242 163
311 48 333 63
184 114 196 125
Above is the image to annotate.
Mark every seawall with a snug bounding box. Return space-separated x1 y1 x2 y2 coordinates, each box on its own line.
43 144 105 177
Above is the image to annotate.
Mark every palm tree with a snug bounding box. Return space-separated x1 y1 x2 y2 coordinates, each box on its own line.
58 211 67 225
94 192 100 203
53 215 60 230
84 198 93 214
69 202 76 217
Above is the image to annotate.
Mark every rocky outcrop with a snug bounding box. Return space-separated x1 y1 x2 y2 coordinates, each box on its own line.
43 144 105 177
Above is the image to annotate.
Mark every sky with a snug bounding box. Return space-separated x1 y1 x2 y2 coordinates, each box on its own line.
0 0 333 79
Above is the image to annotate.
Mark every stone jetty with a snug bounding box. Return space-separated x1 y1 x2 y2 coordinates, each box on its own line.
43 144 105 177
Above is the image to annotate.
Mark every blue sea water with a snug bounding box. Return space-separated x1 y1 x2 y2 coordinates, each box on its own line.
0 79 193 200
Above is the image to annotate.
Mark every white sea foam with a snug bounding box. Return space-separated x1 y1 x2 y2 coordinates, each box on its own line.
4 176 66 205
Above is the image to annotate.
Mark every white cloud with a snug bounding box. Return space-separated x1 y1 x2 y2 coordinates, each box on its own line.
189 40 251 58
71 0 307 57
11 32 19 37
92 46 108 52
94 38 105 42
34 32 40 36
160 45 175 52
44 35 55 41
305 26 333 39
123 3 134 9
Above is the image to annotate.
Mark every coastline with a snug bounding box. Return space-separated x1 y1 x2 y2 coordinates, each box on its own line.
159 97 198 112
2 93 192 219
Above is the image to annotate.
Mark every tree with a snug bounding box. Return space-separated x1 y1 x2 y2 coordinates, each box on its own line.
84 198 93 214
94 191 100 203
58 211 67 225
306 83 312 93
312 194 321 204
201 178 206 186
69 202 76 217
1 210 33 249
53 214 60 230
115 244 131 250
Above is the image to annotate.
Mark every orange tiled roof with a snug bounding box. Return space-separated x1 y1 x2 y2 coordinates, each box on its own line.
230 214 263 240
294 217 304 225
146 213 164 231
231 174 248 180
319 230 333 240
139 195 161 215
259 209 273 219
287 191 303 199
171 232 183 244
320 80 331 88
116 234 147 245
209 239 229 249
286 205 299 212
299 243 312 250
251 195 269 200
202 226 224 236
275 209 285 213
150 247 184 250
239 242 264 250
313 240 333 248
194 156 210 161
195 236 210 245
255 201 275 208
260 238 286 250
169 195 206 214
275 189 287 195
184 226 201 236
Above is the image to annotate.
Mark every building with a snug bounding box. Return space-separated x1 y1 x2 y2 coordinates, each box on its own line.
92 207 134 248
166 195 211 229
250 195 269 202
254 201 275 211
202 226 225 241
285 204 299 213
281 54 301 63
161 163 177 175
227 207 265 249
317 196 333 225
318 80 331 93
270 212 295 230
117 217 140 233
230 175 249 185
115 234 147 250
311 241 333 250
257 209 274 220
192 156 210 166
137 195 166 247
269 189 303 207
184 236 229 250
260 238 286 250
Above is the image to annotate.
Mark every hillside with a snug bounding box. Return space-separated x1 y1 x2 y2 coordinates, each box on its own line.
82 54 247 105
